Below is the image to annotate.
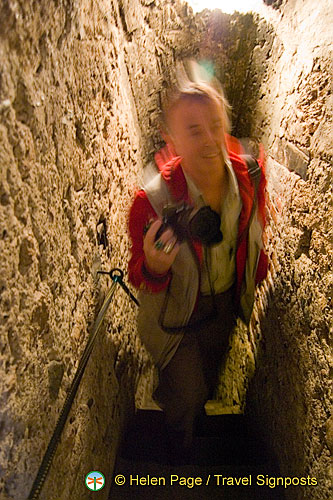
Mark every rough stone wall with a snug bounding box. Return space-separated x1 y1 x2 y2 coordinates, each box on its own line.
198 8 274 138
1 0 332 499
0 1 200 499
197 2 332 498
238 2 332 499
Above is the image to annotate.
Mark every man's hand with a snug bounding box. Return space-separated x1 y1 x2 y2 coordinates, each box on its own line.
143 219 180 275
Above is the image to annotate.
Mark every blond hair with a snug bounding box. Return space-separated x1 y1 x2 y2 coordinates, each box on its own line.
160 60 231 136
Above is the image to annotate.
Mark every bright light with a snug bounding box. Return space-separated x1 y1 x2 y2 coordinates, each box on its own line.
186 0 264 14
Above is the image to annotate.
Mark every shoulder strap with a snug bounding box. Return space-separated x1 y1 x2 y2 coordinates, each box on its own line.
238 154 262 241
241 154 262 197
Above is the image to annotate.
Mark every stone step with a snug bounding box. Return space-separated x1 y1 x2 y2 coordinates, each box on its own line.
109 410 285 499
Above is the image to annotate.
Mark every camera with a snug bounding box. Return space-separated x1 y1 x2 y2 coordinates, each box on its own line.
155 202 222 246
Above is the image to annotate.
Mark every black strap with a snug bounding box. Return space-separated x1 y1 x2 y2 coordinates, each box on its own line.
241 154 262 196
238 155 262 243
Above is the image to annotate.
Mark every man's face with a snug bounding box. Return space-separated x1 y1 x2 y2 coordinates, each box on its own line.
166 96 226 177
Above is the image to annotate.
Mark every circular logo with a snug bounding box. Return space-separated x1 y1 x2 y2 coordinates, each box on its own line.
85 471 105 491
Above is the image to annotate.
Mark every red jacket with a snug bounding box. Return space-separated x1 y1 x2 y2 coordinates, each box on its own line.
128 138 268 308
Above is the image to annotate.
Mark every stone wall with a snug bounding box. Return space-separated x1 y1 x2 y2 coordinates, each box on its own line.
198 8 273 138
231 2 332 499
0 1 200 499
1 0 332 499
197 2 332 499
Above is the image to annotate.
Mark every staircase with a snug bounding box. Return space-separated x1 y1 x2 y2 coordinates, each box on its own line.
109 410 285 499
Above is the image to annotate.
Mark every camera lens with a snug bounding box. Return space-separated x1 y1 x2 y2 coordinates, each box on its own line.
189 207 222 245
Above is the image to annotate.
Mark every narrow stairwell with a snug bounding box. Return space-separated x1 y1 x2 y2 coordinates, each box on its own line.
109 409 285 499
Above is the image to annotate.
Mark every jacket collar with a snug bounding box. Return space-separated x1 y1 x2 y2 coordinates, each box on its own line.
154 145 189 203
